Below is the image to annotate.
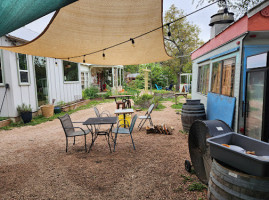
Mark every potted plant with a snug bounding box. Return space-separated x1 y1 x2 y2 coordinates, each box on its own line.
17 103 32 123
54 101 65 114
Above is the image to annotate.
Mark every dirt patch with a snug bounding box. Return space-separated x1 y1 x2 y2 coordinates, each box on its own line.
0 101 206 199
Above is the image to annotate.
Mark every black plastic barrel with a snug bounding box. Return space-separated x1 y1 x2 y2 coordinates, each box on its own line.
188 120 233 184
208 159 269 200
181 100 206 132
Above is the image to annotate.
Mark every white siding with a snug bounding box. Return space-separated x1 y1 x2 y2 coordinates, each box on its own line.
0 36 82 117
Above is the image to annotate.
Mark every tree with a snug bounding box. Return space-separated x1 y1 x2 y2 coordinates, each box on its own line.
162 5 203 90
193 0 265 18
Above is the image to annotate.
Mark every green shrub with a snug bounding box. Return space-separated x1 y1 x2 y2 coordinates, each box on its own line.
17 103 32 114
83 86 99 99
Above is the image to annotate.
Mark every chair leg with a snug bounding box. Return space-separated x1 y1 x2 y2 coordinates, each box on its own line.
84 134 87 152
66 138 68 152
113 133 118 151
130 134 135 150
149 118 154 126
106 133 112 153
138 118 145 128
73 137 76 145
139 119 147 131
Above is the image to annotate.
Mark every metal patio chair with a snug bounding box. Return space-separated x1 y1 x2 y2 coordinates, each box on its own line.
94 107 111 118
112 114 138 151
58 114 90 152
138 104 154 130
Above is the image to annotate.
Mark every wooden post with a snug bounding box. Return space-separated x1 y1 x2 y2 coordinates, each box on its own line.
143 68 151 94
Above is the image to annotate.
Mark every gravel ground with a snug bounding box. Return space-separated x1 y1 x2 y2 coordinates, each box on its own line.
0 100 207 200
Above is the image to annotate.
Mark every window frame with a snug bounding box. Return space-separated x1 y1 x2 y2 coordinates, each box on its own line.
63 60 80 83
197 63 210 95
210 57 236 97
0 50 5 86
17 53 30 85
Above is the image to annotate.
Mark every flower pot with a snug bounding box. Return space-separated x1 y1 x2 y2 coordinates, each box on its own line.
41 105 54 118
21 112 32 123
54 106 62 114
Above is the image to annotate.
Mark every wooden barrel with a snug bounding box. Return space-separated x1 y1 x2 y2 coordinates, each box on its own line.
181 103 206 132
208 159 269 200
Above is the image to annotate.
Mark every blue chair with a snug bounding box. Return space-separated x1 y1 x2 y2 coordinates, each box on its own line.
166 84 173 91
112 114 138 151
155 84 162 90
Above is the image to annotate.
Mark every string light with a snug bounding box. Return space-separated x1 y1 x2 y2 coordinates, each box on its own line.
102 50 105 60
83 55 86 63
130 38 135 47
167 23 171 37
58 1 218 61
54 58 57 65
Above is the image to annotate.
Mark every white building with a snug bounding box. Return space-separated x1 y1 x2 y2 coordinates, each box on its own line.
0 29 123 118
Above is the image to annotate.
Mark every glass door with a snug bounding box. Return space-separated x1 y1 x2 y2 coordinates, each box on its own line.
245 70 266 140
34 57 48 107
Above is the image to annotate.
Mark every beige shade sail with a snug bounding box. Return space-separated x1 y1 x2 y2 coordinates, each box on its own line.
0 0 172 65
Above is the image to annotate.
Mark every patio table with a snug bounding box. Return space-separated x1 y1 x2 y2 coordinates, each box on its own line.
175 93 188 105
114 108 134 128
83 117 117 153
109 95 133 108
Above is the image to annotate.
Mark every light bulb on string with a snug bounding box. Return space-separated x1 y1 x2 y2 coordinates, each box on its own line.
130 38 135 47
54 58 58 65
167 23 171 37
102 50 105 60
83 55 86 63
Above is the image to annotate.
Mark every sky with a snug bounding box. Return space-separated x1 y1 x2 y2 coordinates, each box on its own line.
19 0 220 43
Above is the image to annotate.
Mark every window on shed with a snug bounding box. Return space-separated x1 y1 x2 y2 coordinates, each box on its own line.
17 53 29 84
211 58 235 97
63 61 79 82
221 58 235 97
0 53 3 84
81 72 89 89
197 64 210 95
211 61 221 93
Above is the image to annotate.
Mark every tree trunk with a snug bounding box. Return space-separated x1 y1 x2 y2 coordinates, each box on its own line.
176 68 182 92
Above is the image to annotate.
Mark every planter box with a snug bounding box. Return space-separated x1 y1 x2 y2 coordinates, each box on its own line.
61 99 90 112
0 119 11 128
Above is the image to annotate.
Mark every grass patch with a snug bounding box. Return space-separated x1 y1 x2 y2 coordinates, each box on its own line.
0 99 112 131
171 103 183 110
0 117 8 121
155 103 166 111
181 174 194 184
152 89 173 94
188 182 207 191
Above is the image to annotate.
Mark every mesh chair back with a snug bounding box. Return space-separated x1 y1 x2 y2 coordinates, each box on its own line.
147 104 155 115
58 114 75 136
129 114 138 133
94 107 100 117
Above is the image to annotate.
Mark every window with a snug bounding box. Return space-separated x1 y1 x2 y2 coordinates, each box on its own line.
0 52 3 85
211 61 221 93
211 58 235 97
197 64 210 95
63 61 79 82
81 72 89 89
17 53 29 84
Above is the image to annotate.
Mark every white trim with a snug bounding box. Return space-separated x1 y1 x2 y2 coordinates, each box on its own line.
16 53 30 86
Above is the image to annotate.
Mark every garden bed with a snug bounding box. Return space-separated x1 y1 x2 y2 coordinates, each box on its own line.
61 99 91 112
0 118 11 128
154 92 175 98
